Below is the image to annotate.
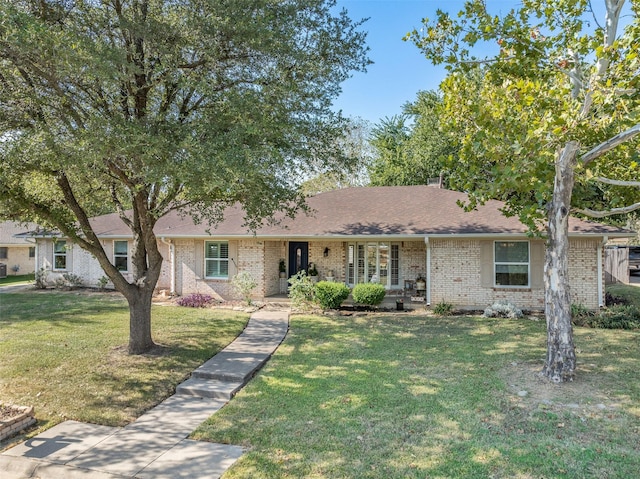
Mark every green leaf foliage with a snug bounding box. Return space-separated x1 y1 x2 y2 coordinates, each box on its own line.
369 91 458 187
405 0 640 229
352 283 385 307
314 281 350 310
0 0 369 351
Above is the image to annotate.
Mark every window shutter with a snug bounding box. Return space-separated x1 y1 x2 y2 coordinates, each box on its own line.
194 241 203 278
480 241 494 288
530 240 545 290
228 241 238 278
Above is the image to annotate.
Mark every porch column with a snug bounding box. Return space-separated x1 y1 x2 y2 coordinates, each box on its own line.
424 236 431 306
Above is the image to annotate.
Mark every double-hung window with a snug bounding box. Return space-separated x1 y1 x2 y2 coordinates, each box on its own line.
53 240 67 270
114 241 128 272
205 241 229 279
494 241 529 287
0 247 7 259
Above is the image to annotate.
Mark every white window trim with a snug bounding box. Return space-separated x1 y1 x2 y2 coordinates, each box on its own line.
113 240 129 273
204 241 229 279
494 240 530 288
347 241 400 289
53 240 67 271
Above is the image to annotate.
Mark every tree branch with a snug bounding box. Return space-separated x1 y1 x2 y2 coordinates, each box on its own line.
580 123 640 165
574 201 640 218
593 176 640 188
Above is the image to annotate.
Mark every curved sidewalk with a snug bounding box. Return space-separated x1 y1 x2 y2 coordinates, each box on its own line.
0 309 289 479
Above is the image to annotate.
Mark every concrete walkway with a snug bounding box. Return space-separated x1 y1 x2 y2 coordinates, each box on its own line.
0 309 289 479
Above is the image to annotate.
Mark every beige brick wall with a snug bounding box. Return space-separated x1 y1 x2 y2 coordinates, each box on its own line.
1 246 35 275
176 238 269 300
308 241 346 282
569 239 600 307
400 241 426 287
37 238 169 290
430 238 601 310
35 236 604 309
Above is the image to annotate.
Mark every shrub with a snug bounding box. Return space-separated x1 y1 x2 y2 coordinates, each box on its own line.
570 303 595 326
176 293 213 308
352 283 386 307
288 271 316 310
232 271 258 305
54 273 83 290
605 292 630 307
579 305 640 330
483 300 523 319
34 268 49 289
433 299 453 316
97 276 109 290
314 281 350 310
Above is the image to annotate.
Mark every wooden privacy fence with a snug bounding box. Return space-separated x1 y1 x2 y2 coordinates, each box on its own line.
604 247 629 284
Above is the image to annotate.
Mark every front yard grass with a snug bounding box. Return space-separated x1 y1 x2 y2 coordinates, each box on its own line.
0 274 34 287
192 313 640 479
607 282 640 306
0 290 248 444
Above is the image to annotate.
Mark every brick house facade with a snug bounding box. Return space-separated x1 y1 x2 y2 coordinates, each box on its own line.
32 186 631 310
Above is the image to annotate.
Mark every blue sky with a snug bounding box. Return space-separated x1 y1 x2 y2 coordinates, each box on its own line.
330 0 520 124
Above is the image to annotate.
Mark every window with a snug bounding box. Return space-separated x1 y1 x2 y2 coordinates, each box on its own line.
114 241 128 272
53 241 67 270
494 241 529 287
29 247 35 258
347 242 400 288
205 241 229 278
0 247 7 259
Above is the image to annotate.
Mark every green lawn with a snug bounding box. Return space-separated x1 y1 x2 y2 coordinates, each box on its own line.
192 312 640 479
0 274 34 286
0 290 248 440
607 282 640 306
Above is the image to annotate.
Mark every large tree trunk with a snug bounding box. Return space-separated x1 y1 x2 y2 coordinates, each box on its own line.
542 141 579 382
125 284 157 354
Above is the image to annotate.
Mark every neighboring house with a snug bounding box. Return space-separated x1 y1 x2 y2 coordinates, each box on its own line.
32 186 633 310
0 221 39 276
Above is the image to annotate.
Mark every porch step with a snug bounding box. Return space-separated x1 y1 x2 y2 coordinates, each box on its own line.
176 377 244 400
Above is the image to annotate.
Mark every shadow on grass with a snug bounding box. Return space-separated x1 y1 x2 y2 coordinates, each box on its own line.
0 292 129 326
193 314 640 478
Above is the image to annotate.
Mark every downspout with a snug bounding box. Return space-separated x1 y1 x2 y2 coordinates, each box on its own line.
598 236 607 308
424 236 431 306
160 237 175 295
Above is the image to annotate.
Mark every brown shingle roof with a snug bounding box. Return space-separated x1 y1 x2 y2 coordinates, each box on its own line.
87 186 631 239
0 221 42 245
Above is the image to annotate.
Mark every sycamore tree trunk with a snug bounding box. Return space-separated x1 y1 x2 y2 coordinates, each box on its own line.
542 141 579 382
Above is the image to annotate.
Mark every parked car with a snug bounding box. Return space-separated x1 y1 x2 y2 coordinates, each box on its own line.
629 246 640 274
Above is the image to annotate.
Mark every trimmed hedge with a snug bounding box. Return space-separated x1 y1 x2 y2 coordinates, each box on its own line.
314 281 350 310
352 283 386 306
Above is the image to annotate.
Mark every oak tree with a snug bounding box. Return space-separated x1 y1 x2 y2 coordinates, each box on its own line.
0 0 369 353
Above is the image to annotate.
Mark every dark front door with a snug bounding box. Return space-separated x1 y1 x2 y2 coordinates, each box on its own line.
288 242 309 278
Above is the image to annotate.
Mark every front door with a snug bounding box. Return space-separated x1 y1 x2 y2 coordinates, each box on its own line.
288 242 309 278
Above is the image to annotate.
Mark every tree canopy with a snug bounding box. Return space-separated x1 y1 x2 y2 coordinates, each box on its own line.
369 90 457 187
407 0 640 382
0 0 369 353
